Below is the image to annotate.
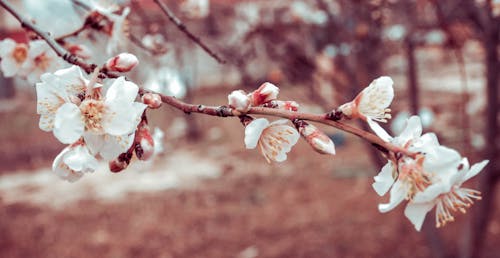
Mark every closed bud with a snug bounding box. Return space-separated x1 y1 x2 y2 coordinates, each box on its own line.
228 90 251 112
249 82 279 106
276 100 299 111
294 120 335 155
135 124 155 161
142 93 162 109
105 53 139 72
109 152 132 173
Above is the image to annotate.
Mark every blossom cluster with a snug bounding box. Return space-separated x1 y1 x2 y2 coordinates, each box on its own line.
35 62 161 182
335 76 489 231
228 82 335 162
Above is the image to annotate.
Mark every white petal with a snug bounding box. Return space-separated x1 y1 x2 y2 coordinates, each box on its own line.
83 133 104 156
52 146 83 182
404 202 435 231
105 77 139 104
244 118 269 149
0 38 16 57
1 57 19 77
54 65 87 97
463 160 489 182
398 116 422 143
412 181 449 203
63 145 98 173
367 118 392 142
379 180 408 213
357 76 394 119
372 162 395 196
99 133 135 160
53 103 84 144
102 102 145 135
260 123 299 162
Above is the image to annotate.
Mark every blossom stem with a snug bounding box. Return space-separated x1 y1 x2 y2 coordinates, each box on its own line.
139 89 417 158
153 0 226 64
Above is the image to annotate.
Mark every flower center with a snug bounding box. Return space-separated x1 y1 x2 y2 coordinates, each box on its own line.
12 44 28 63
34 53 51 70
398 158 431 200
80 99 105 133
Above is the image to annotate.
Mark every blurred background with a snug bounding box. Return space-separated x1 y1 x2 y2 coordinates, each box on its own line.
0 0 499 257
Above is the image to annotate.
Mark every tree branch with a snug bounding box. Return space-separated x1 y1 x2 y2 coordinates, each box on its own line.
139 89 416 158
153 0 226 64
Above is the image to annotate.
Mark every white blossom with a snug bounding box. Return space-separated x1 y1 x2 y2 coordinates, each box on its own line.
36 66 88 132
339 76 394 133
404 158 489 231
0 38 28 77
244 118 299 163
20 40 63 84
52 143 98 182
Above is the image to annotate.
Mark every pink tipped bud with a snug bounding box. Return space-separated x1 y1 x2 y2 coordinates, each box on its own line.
294 120 335 155
142 93 162 109
228 90 251 112
109 152 132 173
276 100 299 111
135 125 155 161
105 53 139 72
250 82 279 106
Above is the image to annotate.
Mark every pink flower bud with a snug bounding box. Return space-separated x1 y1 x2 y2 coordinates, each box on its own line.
105 53 139 72
135 125 155 161
141 93 162 109
228 90 251 112
250 82 279 106
294 120 335 155
276 100 299 111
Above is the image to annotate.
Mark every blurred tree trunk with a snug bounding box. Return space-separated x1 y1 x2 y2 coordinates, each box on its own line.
406 38 419 116
460 13 499 258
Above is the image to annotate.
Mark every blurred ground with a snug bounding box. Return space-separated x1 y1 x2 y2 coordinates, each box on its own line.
0 45 498 257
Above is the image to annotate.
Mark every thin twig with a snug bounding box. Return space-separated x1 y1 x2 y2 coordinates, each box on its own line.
138 88 416 158
153 0 226 64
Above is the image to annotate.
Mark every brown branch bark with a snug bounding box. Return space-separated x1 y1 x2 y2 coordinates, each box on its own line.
139 88 417 159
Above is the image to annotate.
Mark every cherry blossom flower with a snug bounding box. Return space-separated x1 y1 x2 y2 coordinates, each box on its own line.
0 38 28 77
371 116 461 210
53 76 146 147
377 145 462 214
338 76 394 132
228 90 251 112
244 118 299 163
404 158 489 231
52 143 98 182
21 40 63 84
36 65 88 132
249 82 280 106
